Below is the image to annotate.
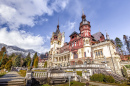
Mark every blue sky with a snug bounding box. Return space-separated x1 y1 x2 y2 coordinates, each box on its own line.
0 0 129 53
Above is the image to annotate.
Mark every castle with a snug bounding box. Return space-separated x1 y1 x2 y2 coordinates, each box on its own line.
47 12 121 75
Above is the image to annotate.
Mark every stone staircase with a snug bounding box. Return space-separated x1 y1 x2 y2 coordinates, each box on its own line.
49 77 68 84
0 80 25 86
80 77 87 82
97 69 127 82
0 71 26 86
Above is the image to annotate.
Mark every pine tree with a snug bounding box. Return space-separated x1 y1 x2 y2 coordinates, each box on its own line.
115 37 123 54
14 55 21 67
5 60 12 70
34 56 39 68
1 46 6 52
33 52 37 66
26 52 31 67
123 35 130 54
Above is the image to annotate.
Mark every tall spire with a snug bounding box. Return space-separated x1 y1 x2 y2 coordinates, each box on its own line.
58 18 59 25
81 8 86 20
82 8 84 15
56 18 60 33
106 30 110 40
57 18 59 28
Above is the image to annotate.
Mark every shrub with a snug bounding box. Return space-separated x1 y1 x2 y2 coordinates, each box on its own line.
122 66 128 78
5 60 12 70
44 61 47 68
76 71 82 76
90 74 104 82
104 75 115 83
90 74 115 83
125 65 130 69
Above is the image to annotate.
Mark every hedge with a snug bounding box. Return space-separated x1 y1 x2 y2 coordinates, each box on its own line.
90 74 115 83
76 71 82 76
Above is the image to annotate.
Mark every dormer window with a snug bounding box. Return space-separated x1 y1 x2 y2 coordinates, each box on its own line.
72 36 74 39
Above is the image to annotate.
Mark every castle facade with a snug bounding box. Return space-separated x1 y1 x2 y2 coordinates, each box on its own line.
47 12 121 75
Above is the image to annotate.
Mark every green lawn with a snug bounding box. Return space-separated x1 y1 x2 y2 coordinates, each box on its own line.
91 81 130 86
33 70 47 72
42 81 96 86
18 70 26 77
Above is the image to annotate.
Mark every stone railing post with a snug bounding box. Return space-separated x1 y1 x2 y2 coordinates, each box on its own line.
25 71 33 86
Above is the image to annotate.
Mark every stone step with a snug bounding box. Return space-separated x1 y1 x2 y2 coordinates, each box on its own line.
0 81 25 86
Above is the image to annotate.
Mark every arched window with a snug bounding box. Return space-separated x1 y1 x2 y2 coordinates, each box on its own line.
84 40 85 45
86 40 89 44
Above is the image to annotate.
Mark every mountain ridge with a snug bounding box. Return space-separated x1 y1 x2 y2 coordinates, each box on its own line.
0 43 40 57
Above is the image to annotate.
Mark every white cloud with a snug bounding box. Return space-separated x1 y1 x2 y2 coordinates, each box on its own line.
47 35 50 40
0 0 69 53
0 28 49 53
0 0 69 29
62 21 75 30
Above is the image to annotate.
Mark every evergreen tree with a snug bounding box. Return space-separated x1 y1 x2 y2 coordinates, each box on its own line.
1 46 6 52
115 37 123 54
14 55 21 67
34 56 39 68
5 60 12 70
123 35 130 54
9 53 15 60
22 58 27 67
33 52 37 66
26 52 31 67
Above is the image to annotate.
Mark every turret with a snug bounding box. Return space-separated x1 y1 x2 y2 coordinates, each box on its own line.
106 32 110 40
79 11 91 38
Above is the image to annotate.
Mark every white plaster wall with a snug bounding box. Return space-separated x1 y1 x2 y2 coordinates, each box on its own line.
50 44 54 49
61 32 65 47
103 45 111 58
70 52 73 59
92 45 111 59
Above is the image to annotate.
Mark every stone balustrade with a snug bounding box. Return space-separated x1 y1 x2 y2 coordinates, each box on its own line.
62 64 107 69
32 72 47 78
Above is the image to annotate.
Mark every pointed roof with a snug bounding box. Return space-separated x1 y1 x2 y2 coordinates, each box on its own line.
69 31 79 37
54 20 60 36
92 32 104 41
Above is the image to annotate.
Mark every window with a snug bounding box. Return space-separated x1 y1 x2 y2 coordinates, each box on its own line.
98 51 100 56
96 52 98 56
84 52 86 57
95 50 103 58
75 41 76 46
100 51 103 55
84 40 85 45
72 43 74 47
86 40 89 44
74 53 78 59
